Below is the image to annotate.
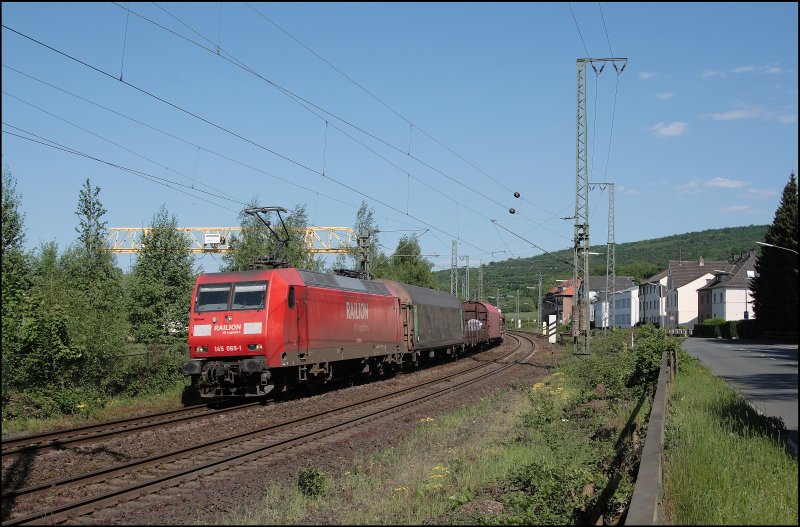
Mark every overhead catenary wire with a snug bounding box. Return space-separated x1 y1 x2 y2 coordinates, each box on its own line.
1 27 493 255
245 3 528 196
114 2 564 235
244 2 569 220
2 63 426 235
2 124 242 212
136 3 567 225
598 2 614 57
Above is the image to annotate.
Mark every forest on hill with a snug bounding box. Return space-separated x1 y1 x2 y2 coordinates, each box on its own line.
433 224 768 313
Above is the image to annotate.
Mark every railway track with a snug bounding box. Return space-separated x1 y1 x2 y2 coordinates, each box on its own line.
2 333 537 525
1 399 262 456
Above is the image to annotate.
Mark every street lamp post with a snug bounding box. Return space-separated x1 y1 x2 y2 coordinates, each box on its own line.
757 241 798 255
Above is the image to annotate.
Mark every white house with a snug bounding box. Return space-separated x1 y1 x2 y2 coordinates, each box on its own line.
613 286 639 328
697 251 757 323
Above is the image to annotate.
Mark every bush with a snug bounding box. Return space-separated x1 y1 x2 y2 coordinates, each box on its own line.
102 346 185 398
503 459 596 524
2 386 107 420
296 462 330 497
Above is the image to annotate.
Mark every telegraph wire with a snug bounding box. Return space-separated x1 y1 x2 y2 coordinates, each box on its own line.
491 219 573 268
3 89 235 201
0 25 489 254
244 2 564 219
131 3 565 227
2 124 242 212
2 23 554 258
140 3 518 217
1 64 423 234
2 64 338 207
1 24 320 175
568 3 590 56
119 1 131 80
598 3 614 57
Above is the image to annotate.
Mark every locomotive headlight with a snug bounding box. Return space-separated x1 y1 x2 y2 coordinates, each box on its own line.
195 346 208 353
247 343 263 351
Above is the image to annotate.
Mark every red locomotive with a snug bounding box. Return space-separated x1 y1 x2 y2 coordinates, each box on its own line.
181 269 485 398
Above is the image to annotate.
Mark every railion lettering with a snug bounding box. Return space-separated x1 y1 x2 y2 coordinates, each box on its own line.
346 302 368 320
214 324 242 332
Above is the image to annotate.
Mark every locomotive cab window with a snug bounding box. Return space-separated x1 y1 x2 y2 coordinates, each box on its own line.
231 281 268 310
195 283 231 312
288 286 295 309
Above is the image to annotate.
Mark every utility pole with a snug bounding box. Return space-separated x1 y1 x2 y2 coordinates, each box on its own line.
573 57 627 355
460 255 470 300
451 240 458 296
538 274 543 329
478 259 484 301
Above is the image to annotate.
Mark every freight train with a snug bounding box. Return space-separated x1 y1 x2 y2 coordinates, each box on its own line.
181 268 504 398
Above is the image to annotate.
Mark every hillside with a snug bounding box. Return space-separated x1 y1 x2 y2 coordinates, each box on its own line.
433 224 768 312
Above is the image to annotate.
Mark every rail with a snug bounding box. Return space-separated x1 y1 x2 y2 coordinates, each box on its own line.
626 346 678 524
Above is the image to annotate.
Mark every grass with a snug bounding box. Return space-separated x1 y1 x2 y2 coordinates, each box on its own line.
1 383 188 436
212 341 649 525
662 350 798 525
213 384 537 525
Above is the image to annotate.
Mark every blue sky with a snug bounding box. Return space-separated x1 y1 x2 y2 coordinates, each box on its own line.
2 2 797 275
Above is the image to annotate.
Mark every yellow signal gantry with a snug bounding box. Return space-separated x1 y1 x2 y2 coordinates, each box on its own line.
105 227 357 255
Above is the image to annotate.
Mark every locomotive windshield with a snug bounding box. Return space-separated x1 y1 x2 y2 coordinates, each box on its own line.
194 281 268 312
231 282 267 310
195 283 231 312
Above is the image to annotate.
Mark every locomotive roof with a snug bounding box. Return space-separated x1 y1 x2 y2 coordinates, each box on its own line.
298 270 392 296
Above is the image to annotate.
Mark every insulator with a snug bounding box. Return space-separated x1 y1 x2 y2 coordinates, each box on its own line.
509 208 516 214
513 191 520 198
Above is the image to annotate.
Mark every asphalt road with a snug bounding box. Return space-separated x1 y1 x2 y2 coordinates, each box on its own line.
681 337 798 455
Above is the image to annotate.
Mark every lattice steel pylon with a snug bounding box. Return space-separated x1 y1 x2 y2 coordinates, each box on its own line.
590 182 616 333
573 57 626 355
606 183 615 331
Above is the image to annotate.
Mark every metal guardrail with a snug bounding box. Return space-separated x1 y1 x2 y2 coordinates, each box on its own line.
626 346 678 525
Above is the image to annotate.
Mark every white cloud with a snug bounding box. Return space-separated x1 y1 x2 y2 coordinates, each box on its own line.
718 205 756 214
747 188 777 199
616 185 641 195
703 105 796 124
733 64 785 75
651 122 688 138
678 180 702 196
655 92 674 100
701 69 726 79
775 113 797 124
704 107 763 121
639 71 656 80
707 178 745 189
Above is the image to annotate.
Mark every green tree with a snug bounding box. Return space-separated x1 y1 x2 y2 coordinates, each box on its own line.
222 200 313 271
385 235 436 288
67 179 128 363
16 242 79 388
348 201 386 278
1 167 30 395
127 205 196 343
752 172 798 333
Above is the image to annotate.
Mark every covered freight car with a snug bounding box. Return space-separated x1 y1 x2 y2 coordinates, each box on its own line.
374 279 464 364
462 300 504 348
